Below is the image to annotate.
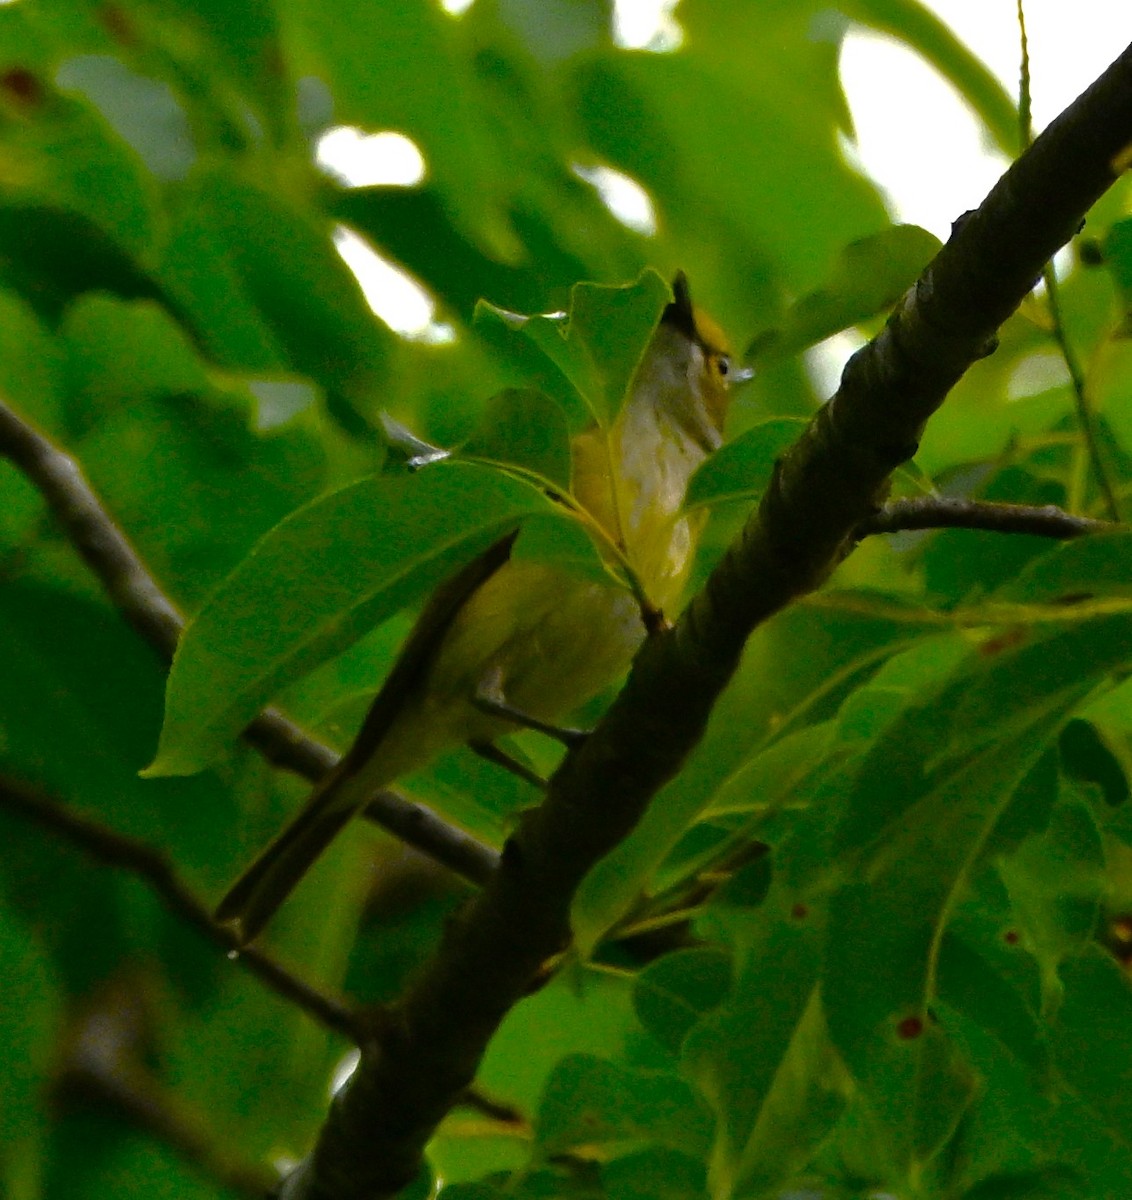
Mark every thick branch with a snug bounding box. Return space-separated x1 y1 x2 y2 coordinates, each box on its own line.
0 776 357 1038
861 496 1114 539
0 400 499 887
285 41 1132 1200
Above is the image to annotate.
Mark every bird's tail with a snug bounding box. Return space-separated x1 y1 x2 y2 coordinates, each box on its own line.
215 769 361 945
215 534 520 944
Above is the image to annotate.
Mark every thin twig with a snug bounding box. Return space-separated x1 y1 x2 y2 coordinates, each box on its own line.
860 496 1114 539
1017 0 1032 152
0 397 500 887
1042 267 1122 521
60 993 279 1199
1014 2 1121 522
0 775 359 1039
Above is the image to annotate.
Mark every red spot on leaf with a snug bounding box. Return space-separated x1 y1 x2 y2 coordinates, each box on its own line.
978 627 1026 657
896 1015 924 1040
1 68 42 107
98 4 135 45
263 43 286 77
790 903 808 920
1004 929 1020 945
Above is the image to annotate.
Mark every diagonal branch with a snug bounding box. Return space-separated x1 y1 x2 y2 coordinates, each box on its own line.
860 496 1115 539
0 775 358 1038
0 400 499 888
281 40 1132 1200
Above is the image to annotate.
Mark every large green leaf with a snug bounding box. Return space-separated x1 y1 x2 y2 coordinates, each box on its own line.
533 1054 713 1161
149 463 551 776
684 418 807 512
746 226 942 363
157 170 396 417
460 387 572 492
823 616 1132 1174
1049 950 1132 1154
571 616 957 956
280 0 513 250
570 6 888 297
633 947 732 1056
477 270 671 427
997 796 1106 1016
683 888 838 1200
60 294 329 606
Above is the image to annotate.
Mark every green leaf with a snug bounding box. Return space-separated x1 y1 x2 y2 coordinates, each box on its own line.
440 1166 602 1200
998 530 1132 604
700 720 835 819
0 584 240 879
0 904 58 1200
683 889 833 1199
476 271 671 427
149 463 550 776
0 87 156 259
570 14 888 294
833 618 1132 858
1103 217 1132 310
633 948 732 1055
936 931 1047 1076
602 1148 705 1200
157 170 396 415
510 512 613 586
281 0 513 249
460 388 572 492
571 614 953 956
822 616 1132 1173
961 1166 1088 1200
1050 949 1132 1153
997 797 1105 1015
0 288 65 425
533 1054 713 1160
1059 717 1130 807
746 226 942 362
59 294 329 606
684 418 807 512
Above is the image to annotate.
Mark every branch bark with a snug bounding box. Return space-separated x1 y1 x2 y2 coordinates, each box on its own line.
860 496 1115 539
282 40 1132 1200
0 400 499 888
0 775 357 1037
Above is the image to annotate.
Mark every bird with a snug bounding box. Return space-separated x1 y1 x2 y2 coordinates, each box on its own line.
216 273 746 943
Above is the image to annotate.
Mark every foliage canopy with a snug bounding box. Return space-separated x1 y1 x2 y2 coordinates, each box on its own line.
2 2 1132 1199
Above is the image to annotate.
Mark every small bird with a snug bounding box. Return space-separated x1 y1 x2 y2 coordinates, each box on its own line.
216 274 745 943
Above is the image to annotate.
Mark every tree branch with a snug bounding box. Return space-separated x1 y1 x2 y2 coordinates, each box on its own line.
0 775 359 1038
59 986 279 1199
281 40 1132 1200
860 496 1115 539
0 399 499 888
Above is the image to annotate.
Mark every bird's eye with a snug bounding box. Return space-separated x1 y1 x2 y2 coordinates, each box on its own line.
717 355 730 377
